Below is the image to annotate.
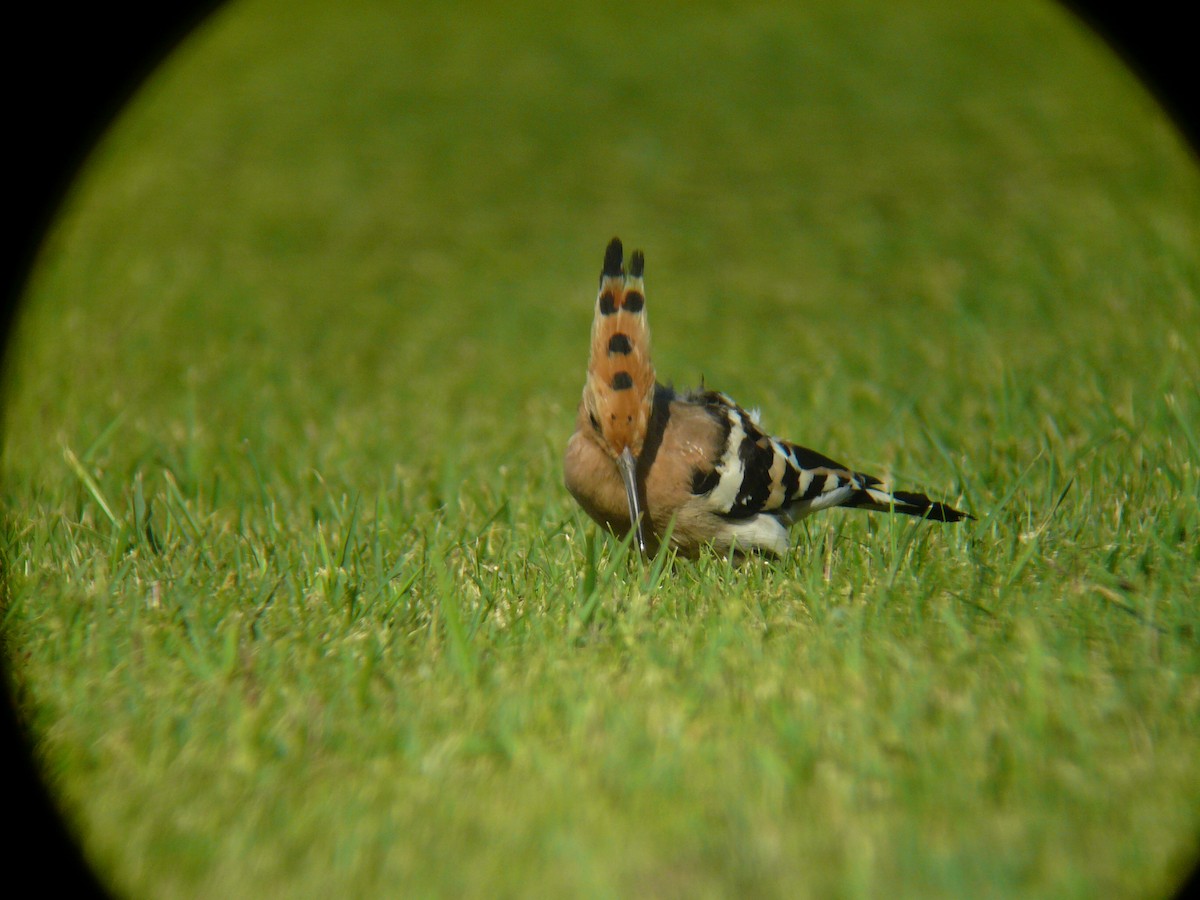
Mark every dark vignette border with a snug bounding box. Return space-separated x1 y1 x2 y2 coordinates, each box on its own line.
1 3 1196 897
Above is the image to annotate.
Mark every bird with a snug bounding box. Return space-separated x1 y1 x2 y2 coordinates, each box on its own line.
563 236 971 558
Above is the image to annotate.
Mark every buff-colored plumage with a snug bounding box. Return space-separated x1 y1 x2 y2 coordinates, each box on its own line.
564 237 970 558
584 239 656 460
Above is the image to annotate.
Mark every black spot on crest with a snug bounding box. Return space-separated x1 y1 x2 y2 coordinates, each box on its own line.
599 291 617 315
622 291 645 313
607 333 633 355
610 371 634 391
602 238 623 277
629 250 645 278
589 412 601 433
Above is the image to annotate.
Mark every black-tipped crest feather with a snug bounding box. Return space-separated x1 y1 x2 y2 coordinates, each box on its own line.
602 237 624 279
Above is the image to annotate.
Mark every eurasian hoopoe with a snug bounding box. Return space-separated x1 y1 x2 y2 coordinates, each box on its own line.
564 237 971 558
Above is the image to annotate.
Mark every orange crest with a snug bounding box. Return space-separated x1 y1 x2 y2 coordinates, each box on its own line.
584 237 657 459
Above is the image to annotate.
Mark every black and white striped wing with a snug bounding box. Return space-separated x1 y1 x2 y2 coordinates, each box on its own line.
687 392 860 521
689 391 967 523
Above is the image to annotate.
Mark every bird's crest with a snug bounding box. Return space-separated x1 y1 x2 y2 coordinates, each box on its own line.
583 237 656 459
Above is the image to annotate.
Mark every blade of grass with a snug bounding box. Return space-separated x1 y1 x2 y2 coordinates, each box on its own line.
62 444 120 530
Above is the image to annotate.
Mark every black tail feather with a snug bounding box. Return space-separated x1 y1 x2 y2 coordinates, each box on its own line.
895 490 972 522
852 487 972 522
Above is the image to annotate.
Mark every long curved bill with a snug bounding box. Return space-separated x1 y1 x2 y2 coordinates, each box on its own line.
617 447 647 554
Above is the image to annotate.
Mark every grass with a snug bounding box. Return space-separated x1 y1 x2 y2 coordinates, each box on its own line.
3 0 1200 896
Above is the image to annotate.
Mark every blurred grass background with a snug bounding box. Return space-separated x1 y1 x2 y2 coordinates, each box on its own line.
3 0 1199 896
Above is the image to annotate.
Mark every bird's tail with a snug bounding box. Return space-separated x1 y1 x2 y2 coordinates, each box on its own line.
850 480 972 522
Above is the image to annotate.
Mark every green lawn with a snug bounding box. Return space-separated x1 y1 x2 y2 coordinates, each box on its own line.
4 0 1199 896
